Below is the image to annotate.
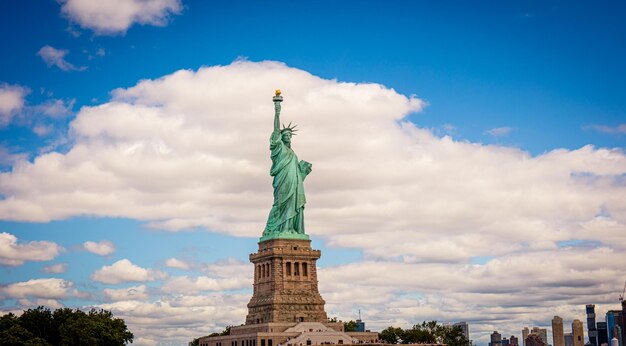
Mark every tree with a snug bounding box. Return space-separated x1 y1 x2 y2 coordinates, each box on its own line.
402 325 435 344
344 320 358 332
19 307 54 342
0 313 19 332
379 321 471 346
0 306 133 346
380 326 404 344
208 325 233 337
189 338 200 346
0 324 37 345
440 325 471 346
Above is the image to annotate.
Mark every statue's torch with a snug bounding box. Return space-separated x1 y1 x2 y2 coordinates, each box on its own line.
273 89 283 114
273 89 283 103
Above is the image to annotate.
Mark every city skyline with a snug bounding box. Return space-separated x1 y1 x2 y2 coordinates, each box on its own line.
1 1 625 346
487 303 625 346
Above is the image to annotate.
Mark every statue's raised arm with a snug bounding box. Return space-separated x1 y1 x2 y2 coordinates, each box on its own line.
273 90 282 133
261 90 311 242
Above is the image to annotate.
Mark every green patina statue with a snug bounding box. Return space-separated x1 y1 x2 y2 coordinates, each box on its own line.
260 90 312 242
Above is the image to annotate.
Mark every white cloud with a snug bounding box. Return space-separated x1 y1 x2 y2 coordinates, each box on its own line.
37 45 86 72
161 275 249 294
33 123 54 136
205 258 252 278
441 123 456 135
59 0 182 35
17 298 65 309
165 257 189 270
83 240 116 256
96 293 248 345
0 84 28 126
484 126 513 137
42 263 68 273
134 337 158 346
0 84 74 132
161 258 251 294
103 284 149 301
0 146 28 167
35 98 75 118
91 259 166 284
0 232 63 266
583 123 626 135
1 278 73 299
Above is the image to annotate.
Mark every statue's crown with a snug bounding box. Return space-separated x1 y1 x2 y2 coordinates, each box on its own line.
280 121 298 134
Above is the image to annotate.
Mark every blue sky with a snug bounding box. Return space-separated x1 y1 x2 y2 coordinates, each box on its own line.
0 1 625 346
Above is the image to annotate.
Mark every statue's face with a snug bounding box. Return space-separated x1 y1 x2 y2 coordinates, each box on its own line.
281 131 292 144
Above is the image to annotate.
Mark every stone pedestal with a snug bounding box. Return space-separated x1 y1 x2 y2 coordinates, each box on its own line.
246 238 327 324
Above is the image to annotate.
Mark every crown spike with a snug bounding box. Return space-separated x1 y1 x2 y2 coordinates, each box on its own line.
280 121 299 134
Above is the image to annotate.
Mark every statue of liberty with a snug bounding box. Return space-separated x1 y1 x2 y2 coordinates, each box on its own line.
261 90 312 241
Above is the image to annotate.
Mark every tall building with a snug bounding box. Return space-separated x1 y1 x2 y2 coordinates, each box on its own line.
355 319 365 333
553 316 565 346
565 333 574 346
588 305 599 346
573 319 585 346
607 310 624 346
524 327 530 346
503 338 511 346
598 322 608 346
491 331 503 346
511 335 519 346
532 327 549 346
527 334 547 346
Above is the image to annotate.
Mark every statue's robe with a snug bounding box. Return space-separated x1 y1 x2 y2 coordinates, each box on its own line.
263 130 311 237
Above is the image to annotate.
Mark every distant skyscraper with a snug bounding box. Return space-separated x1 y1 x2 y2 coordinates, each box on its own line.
527 334 547 346
622 301 626 346
511 335 519 346
573 319 585 346
588 305 599 346
524 327 530 346
355 310 365 333
491 331 503 346
454 322 469 341
565 333 574 346
532 327 549 345
606 311 623 346
598 322 608 346
553 316 565 346
355 319 365 332
503 337 511 346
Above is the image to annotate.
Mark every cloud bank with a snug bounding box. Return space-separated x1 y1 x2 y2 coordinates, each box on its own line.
0 60 625 344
